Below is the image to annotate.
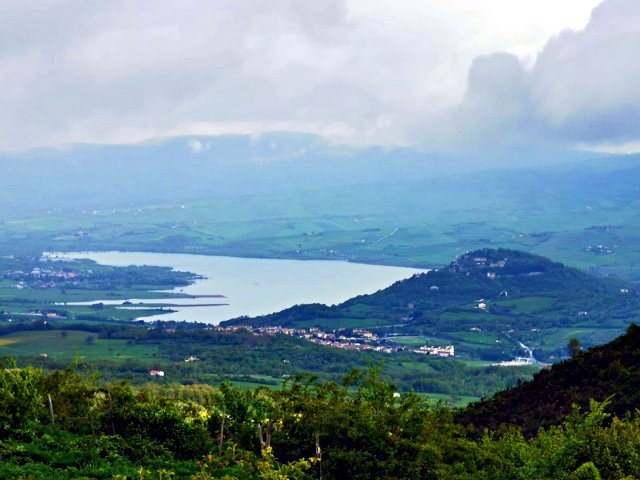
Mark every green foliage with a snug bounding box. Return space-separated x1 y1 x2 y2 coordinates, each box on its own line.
0 363 638 478
568 338 582 358
0 365 45 437
569 462 602 480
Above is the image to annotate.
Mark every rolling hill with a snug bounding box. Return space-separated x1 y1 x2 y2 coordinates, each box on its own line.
224 249 640 361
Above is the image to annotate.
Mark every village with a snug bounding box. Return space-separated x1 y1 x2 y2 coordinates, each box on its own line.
214 324 455 357
8 266 82 290
146 326 456 378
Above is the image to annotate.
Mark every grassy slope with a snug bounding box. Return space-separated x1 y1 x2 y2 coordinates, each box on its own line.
0 330 159 362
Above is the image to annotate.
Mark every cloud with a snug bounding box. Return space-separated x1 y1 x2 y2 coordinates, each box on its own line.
437 0 640 151
436 53 531 148
0 0 356 149
531 0 640 143
187 139 207 153
0 0 610 152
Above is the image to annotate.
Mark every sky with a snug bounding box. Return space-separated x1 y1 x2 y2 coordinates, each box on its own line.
1 0 637 153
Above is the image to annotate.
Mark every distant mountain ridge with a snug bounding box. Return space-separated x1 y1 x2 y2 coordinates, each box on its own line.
0 132 608 217
0 132 460 216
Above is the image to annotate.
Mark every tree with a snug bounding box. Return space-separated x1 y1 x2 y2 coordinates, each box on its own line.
568 338 582 357
0 366 45 437
570 462 602 480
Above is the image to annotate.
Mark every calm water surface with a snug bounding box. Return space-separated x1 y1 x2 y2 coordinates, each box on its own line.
50 251 426 324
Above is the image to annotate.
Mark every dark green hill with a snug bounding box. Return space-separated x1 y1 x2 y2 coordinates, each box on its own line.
459 323 640 436
224 249 640 360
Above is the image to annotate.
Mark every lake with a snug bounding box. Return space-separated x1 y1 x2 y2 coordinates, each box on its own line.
49 251 426 324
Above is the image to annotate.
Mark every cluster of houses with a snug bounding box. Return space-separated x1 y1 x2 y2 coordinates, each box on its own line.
450 254 508 274
584 244 614 255
213 324 455 357
8 267 81 289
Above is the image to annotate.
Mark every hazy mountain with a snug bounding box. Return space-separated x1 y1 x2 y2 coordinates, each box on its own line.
0 132 604 217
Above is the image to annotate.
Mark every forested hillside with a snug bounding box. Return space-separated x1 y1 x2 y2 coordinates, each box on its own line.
460 323 640 436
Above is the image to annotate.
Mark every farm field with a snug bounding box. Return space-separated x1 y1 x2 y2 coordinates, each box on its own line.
0 330 159 362
4 154 640 279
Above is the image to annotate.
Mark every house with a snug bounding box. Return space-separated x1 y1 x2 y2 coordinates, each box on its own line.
149 370 165 377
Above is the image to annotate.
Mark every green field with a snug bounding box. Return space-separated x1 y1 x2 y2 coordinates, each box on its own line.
424 392 480 407
227 375 286 390
526 327 623 354
492 296 554 314
389 336 428 347
447 331 502 346
6 156 640 278
0 330 159 362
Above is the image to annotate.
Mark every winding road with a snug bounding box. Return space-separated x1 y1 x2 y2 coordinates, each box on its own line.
373 227 399 244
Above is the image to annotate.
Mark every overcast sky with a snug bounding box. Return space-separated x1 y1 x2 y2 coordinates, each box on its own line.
2 0 638 152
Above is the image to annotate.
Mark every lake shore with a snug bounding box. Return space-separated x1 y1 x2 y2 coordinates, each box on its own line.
48 251 427 324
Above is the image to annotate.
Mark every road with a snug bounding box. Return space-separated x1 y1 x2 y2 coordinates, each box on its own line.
373 227 399 244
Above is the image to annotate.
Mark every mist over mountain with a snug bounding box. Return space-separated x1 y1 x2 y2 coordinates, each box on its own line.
0 131 608 216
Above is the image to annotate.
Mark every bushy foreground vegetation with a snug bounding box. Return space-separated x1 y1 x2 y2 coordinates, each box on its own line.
1 362 639 480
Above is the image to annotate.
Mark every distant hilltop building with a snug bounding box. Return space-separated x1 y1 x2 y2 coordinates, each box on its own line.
149 370 165 377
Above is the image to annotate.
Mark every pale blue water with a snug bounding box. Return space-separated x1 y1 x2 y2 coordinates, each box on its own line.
49 251 426 324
